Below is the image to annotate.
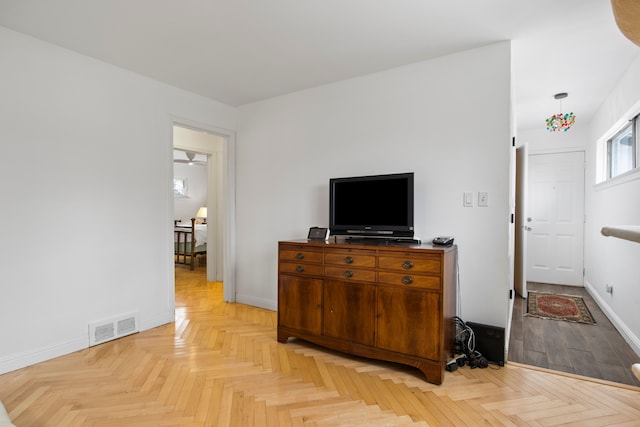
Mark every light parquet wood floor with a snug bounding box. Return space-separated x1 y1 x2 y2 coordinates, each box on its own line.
1 265 640 426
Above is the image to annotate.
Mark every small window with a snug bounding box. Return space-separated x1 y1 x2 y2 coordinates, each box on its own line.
174 178 188 197
606 115 637 179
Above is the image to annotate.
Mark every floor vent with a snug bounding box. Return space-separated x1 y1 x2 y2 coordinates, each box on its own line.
89 312 139 346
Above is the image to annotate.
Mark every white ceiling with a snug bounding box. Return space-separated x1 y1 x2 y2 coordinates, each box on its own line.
0 0 638 131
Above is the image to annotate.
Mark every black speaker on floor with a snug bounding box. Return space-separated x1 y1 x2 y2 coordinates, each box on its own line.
466 322 505 366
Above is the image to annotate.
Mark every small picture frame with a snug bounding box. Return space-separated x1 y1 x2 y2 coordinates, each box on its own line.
308 227 330 240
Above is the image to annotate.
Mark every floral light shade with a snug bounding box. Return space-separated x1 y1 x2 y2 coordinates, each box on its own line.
545 92 576 132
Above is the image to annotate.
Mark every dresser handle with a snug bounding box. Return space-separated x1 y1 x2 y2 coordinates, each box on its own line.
402 260 414 269
344 256 354 264
296 265 305 273
344 270 353 279
296 252 304 260
402 275 413 285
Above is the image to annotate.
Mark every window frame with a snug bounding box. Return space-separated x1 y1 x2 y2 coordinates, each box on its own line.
173 177 188 198
605 114 638 180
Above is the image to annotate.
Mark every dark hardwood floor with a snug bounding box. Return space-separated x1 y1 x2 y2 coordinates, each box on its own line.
509 282 640 386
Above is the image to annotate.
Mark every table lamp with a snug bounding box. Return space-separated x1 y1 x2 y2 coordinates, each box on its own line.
196 207 207 224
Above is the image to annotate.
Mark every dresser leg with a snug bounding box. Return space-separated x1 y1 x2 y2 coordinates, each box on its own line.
277 329 289 343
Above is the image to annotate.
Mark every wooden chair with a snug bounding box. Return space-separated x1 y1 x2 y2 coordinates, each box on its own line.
175 218 196 270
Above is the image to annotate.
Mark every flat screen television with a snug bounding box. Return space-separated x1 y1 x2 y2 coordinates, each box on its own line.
329 172 414 238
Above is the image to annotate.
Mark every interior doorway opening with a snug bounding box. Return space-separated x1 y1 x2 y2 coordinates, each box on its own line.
506 149 639 386
172 121 236 303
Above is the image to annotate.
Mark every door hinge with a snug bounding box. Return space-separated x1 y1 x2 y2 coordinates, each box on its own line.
512 136 516 147
510 213 514 224
509 289 514 299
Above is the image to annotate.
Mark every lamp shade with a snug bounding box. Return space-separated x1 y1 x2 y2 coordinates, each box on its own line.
196 207 207 219
612 0 640 47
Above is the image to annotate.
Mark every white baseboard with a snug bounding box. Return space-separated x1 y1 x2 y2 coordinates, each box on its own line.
0 337 87 375
0 311 175 376
235 294 277 312
584 280 640 356
139 310 175 331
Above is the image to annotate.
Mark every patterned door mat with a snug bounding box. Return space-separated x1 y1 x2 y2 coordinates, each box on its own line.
526 291 596 325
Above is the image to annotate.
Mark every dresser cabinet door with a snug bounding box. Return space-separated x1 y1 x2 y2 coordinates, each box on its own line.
376 287 441 360
323 280 376 346
278 275 323 335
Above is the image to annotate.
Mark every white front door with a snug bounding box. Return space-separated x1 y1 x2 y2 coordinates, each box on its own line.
527 151 585 286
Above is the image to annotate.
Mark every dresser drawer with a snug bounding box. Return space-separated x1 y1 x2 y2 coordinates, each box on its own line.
279 262 324 276
378 272 440 290
324 266 376 282
324 249 376 268
378 254 441 274
279 248 323 263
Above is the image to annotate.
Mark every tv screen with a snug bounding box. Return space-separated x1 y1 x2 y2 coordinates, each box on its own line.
329 172 414 238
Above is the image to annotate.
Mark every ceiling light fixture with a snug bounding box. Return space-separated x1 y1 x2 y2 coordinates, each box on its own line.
545 92 576 132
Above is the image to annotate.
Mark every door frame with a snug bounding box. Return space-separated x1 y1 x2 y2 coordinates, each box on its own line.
171 117 237 303
514 144 528 298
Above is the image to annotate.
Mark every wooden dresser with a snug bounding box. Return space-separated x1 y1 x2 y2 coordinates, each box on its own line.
277 239 457 385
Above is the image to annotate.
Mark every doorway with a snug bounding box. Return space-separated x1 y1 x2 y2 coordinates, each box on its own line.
526 151 585 286
172 121 236 303
173 147 209 268
505 149 640 384
512 149 586 292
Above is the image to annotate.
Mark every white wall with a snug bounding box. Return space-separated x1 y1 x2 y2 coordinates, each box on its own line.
519 125 589 153
236 42 513 327
0 26 236 373
584 53 640 354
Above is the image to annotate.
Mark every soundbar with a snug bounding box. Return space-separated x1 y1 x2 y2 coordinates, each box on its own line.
346 229 394 234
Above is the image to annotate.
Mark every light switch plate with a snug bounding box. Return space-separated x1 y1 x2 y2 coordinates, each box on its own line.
478 192 489 207
463 192 473 207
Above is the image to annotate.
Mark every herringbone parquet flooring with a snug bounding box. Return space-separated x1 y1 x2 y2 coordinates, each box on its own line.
1 265 640 426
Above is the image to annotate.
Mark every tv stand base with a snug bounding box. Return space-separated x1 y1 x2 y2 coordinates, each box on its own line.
340 236 422 245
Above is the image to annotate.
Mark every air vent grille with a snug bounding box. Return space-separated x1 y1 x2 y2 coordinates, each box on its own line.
117 317 136 335
94 324 115 343
89 312 139 346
